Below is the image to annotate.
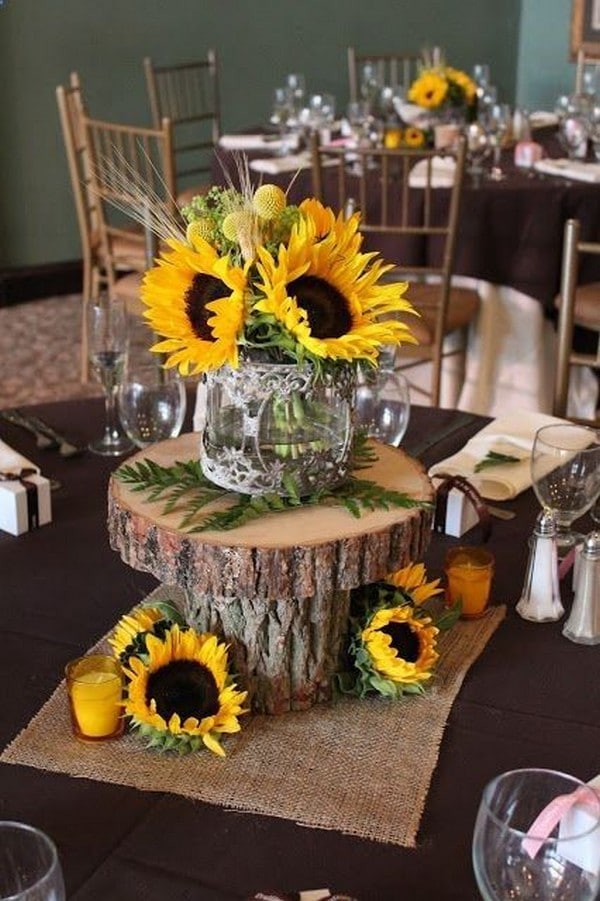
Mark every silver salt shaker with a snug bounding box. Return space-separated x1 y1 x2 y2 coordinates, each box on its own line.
516 509 564 622
563 531 600 644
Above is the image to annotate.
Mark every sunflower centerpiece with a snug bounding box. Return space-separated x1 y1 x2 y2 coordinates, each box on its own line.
142 167 417 497
408 49 477 125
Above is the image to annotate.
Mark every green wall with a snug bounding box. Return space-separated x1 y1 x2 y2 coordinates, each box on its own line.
0 0 525 269
516 0 577 110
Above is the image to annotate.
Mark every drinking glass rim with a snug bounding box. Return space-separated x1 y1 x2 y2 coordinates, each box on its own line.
534 423 600 451
480 767 600 843
0 820 60 892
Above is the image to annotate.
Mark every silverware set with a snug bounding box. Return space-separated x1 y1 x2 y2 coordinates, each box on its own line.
0 409 84 458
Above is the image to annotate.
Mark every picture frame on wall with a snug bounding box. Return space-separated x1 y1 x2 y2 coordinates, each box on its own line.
571 0 600 59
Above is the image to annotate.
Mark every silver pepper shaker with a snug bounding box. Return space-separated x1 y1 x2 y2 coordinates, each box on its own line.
516 509 564 622
563 531 600 644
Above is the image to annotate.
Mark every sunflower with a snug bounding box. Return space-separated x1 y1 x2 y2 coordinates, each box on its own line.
408 71 449 109
141 237 247 376
108 606 166 660
123 624 248 757
386 562 443 606
360 605 439 691
254 203 417 364
446 67 477 105
403 127 426 148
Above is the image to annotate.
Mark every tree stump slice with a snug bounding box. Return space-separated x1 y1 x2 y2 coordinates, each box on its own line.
108 433 434 714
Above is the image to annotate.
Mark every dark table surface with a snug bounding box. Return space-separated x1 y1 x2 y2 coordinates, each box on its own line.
1 396 599 900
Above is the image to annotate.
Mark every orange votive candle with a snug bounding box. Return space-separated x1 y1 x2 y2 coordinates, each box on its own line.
444 546 495 619
65 654 124 741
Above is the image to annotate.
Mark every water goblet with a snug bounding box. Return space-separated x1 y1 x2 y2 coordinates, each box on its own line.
355 364 411 447
0 821 66 900
531 423 600 550
559 115 590 160
118 353 187 450
87 295 133 456
472 768 600 900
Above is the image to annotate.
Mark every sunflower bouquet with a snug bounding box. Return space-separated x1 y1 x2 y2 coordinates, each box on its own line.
109 602 248 757
343 562 460 699
141 170 417 377
408 51 477 116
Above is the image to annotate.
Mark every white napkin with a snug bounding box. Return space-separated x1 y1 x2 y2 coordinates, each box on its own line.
0 439 39 475
394 102 426 125
250 152 313 174
533 158 600 183
218 134 285 152
529 110 559 129
409 156 456 188
428 411 567 501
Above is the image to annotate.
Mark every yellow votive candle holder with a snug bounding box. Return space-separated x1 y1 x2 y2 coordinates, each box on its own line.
65 654 124 741
444 546 495 619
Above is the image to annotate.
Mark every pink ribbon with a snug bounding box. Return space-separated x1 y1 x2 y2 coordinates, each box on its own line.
522 786 600 859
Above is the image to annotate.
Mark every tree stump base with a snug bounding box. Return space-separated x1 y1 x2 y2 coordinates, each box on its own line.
108 433 434 714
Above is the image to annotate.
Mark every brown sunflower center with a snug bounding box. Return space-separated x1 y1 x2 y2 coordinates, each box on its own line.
287 274 352 339
147 659 220 722
184 274 227 341
380 622 420 663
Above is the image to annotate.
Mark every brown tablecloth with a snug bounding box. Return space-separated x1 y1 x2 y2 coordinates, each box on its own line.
1 397 599 900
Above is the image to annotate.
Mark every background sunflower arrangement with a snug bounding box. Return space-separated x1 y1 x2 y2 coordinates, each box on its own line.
141 172 418 379
408 54 477 116
343 563 461 699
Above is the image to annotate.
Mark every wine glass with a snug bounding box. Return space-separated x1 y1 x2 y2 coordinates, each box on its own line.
355 365 411 447
465 122 490 186
118 352 187 449
531 423 600 550
87 295 133 456
485 103 512 181
0 821 66 900
472 768 600 900
270 87 293 155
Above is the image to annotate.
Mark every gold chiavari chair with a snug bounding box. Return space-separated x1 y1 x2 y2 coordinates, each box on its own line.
143 52 220 204
347 47 419 104
553 218 600 422
310 134 479 407
56 73 149 380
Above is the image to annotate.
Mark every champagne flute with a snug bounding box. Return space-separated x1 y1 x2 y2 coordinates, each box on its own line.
472 768 600 900
485 103 512 181
0 821 66 900
87 295 133 456
531 423 600 550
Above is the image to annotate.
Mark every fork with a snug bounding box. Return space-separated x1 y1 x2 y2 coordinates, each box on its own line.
0 409 59 450
23 413 84 458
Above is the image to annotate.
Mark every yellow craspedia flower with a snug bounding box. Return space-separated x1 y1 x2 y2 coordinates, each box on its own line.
108 606 166 659
221 210 253 242
408 70 448 109
361 606 439 686
186 219 214 250
253 184 286 220
124 624 248 757
386 562 443 605
403 127 426 148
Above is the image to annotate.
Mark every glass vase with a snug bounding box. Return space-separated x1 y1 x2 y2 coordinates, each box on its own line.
200 361 356 497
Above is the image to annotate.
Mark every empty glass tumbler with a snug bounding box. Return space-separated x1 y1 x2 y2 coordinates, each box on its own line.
118 359 186 449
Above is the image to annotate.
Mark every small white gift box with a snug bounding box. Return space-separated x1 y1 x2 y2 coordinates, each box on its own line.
0 469 52 536
433 485 480 538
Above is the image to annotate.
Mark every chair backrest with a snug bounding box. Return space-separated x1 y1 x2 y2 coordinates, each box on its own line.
143 52 220 190
574 48 600 95
554 218 600 419
56 73 98 265
81 113 177 289
347 47 419 104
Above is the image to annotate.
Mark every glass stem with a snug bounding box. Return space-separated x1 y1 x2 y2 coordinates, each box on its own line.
104 387 121 443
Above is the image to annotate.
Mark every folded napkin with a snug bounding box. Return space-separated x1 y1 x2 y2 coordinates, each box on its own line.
533 158 600 183
218 133 285 152
428 411 567 502
409 156 456 189
0 439 39 475
529 110 559 130
250 152 312 175
394 102 426 125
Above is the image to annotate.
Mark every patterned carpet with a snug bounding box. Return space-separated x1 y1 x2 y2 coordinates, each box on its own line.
0 295 104 409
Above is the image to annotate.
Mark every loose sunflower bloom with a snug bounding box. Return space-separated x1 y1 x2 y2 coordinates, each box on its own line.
141 237 247 376
408 71 449 109
123 624 248 757
361 605 439 692
386 562 443 606
254 202 417 364
403 127 426 148
108 606 167 660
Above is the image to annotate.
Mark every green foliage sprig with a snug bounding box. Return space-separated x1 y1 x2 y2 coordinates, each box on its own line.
115 436 432 533
474 450 522 473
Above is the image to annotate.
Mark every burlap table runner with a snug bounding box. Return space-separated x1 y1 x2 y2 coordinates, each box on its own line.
1 592 505 848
